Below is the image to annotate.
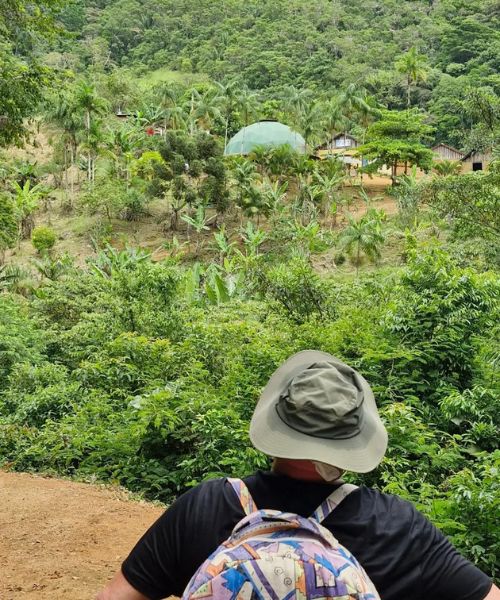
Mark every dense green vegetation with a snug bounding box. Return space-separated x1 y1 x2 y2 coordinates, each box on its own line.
1 239 499 574
47 0 498 149
0 0 499 584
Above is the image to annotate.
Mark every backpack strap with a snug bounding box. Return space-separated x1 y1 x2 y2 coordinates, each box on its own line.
311 483 359 523
227 478 258 516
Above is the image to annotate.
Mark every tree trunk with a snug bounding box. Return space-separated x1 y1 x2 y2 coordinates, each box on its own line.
87 154 92 183
63 146 69 196
190 92 195 136
70 143 76 199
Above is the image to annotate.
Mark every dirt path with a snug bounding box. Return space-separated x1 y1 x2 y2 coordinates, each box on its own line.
0 471 164 599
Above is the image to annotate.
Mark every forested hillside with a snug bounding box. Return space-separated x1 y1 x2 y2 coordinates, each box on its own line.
49 0 500 147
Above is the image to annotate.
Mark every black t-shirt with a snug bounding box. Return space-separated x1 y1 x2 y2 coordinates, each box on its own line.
122 471 492 600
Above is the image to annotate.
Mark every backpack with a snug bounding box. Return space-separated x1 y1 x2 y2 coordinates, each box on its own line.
183 478 380 600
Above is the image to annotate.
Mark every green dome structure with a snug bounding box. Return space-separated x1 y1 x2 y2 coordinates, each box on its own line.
224 121 306 156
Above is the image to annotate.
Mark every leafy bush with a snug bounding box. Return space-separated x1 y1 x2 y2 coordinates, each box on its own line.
423 166 500 241
0 296 47 387
0 195 18 256
31 226 57 254
263 257 334 323
0 246 498 576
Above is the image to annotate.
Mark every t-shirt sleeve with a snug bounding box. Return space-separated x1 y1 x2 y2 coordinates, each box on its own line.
121 487 196 600
417 508 492 600
122 497 183 600
121 478 238 600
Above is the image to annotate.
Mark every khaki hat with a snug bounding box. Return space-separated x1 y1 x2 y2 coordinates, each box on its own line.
250 350 388 473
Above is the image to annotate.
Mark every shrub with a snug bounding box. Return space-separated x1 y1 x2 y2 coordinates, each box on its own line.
263 257 333 323
0 245 499 578
31 226 57 254
0 195 18 257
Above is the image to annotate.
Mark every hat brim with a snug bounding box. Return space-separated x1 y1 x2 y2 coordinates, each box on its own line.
250 350 388 473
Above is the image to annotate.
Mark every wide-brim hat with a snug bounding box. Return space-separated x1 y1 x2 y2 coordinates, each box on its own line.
250 350 388 473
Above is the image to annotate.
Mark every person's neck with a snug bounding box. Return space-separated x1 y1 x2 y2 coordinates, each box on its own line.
272 458 325 482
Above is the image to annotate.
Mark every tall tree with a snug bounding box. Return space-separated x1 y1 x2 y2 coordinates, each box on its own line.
74 82 108 183
395 48 429 108
0 0 61 147
358 109 434 183
189 88 223 133
236 87 260 128
321 98 348 154
337 84 372 125
216 80 241 149
281 85 313 128
299 102 325 150
45 89 81 198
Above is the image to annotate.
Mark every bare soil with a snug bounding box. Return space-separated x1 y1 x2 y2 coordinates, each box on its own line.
0 471 164 599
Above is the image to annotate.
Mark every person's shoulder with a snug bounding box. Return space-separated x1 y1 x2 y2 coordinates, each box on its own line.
179 476 229 500
354 486 423 518
167 477 230 514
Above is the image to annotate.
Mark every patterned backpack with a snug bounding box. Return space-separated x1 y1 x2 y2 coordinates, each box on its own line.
183 478 380 600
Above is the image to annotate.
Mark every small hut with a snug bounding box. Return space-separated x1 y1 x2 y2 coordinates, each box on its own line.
432 144 465 162
316 134 362 173
316 133 359 158
461 149 492 172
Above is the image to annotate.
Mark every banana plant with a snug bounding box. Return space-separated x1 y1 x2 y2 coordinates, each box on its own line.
181 203 211 257
240 221 267 257
290 220 323 260
12 181 48 239
262 179 288 214
212 225 236 265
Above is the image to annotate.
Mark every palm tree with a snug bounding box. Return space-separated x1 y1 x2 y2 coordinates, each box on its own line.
216 80 241 149
395 48 429 108
338 84 372 123
321 98 348 155
233 159 261 208
236 87 260 127
433 160 462 176
299 102 325 150
135 104 165 131
313 170 346 224
45 90 81 198
154 82 182 110
75 81 108 134
267 144 298 181
152 83 185 134
295 176 323 224
164 105 188 131
78 119 109 184
188 88 223 133
108 124 141 184
248 145 272 176
339 209 386 274
74 82 108 183
280 85 313 128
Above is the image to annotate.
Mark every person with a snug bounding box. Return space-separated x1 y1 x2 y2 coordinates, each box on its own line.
96 350 499 600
